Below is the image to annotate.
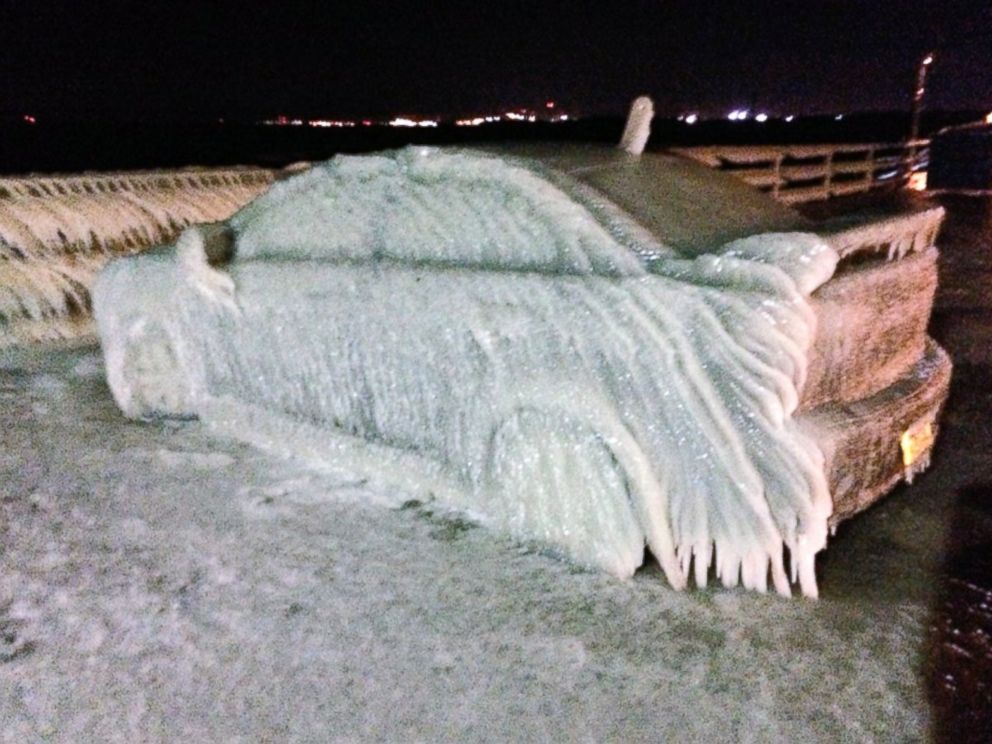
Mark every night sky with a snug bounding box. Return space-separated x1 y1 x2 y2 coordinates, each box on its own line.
2 1 990 122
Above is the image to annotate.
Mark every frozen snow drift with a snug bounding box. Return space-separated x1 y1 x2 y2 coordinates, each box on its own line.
93 146 841 596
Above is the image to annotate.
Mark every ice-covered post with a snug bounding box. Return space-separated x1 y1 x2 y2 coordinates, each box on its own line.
619 96 654 156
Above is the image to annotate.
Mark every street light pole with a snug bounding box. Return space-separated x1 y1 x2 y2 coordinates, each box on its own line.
907 51 935 180
910 51 934 143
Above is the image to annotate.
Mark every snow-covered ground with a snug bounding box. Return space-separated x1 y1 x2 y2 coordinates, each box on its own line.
2 339 981 742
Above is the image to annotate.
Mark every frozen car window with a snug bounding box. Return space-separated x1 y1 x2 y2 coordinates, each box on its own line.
228 148 653 277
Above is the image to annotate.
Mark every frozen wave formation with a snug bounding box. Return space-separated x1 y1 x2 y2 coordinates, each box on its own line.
94 146 841 597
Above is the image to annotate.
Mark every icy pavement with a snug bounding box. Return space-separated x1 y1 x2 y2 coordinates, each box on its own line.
2 341 983 742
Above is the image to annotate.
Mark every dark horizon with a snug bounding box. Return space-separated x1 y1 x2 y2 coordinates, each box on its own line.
2 1 991 124
0 107 989 129
0 108 981 177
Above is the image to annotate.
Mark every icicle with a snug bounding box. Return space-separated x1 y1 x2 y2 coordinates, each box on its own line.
796 535 820 599
693 542 712 589
770 550 791 597
904 451 932 485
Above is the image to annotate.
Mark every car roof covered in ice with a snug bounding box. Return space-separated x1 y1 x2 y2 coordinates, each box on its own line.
477 143 809 257
229 144 811 275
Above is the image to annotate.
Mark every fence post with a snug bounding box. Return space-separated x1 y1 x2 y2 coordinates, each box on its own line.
773 154 783 199
824 150 834 197
904 141 919 187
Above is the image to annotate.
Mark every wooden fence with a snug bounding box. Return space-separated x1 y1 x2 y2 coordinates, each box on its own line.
671 141 929 204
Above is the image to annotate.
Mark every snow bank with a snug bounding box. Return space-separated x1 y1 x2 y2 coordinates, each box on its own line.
94 147 839 596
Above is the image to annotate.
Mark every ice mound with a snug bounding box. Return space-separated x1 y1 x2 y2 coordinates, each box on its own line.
94 146 840 597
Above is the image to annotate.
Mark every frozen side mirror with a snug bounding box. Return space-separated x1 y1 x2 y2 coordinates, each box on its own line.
176 223 239 312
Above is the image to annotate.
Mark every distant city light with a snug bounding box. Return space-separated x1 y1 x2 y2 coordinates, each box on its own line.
835 114 844 121
922 54 934 66
755 113 768 123
727 109 750 121
261 105 572 131
23 114 36 125
986 111 992 124
309 119 356 128
387 116 436 127
684 113 698 125
784 115 795 122
727 110 740 121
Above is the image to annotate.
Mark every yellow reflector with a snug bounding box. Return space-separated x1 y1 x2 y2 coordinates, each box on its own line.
901 420 935 469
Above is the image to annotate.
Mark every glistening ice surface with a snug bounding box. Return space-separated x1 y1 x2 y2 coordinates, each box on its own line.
0 343 958 742
94 147 839 596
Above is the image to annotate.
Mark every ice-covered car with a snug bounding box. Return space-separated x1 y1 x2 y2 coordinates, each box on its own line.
93 144 950 598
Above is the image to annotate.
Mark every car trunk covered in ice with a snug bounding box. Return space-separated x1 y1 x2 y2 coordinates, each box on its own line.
93 145 949 598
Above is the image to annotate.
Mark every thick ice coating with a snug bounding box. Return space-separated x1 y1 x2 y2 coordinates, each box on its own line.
93 147 840 597
0 169 272 347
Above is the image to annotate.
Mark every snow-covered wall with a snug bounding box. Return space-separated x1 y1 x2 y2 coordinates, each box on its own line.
95 148 841 597
0 168 273 347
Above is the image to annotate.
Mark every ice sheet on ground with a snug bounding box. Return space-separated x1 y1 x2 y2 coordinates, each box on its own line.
0 345 959 741
94 147 841 596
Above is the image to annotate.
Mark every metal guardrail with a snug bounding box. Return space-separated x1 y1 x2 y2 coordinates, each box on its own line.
0 167 274 258
671 141 930 203
0 167 272 201
0 166 276 347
